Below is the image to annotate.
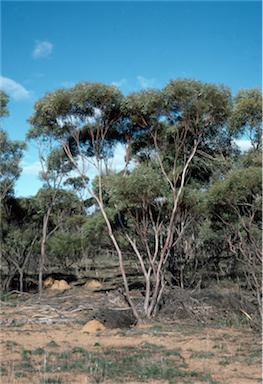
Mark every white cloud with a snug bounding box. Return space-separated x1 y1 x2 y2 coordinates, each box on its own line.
22 161 42 175
111 78 127 88
137 75 156 89
33 40 53 59
0 76 30 101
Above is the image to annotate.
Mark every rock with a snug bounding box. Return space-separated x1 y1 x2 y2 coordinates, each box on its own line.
81 319 106 333
84 279 102 291
50 279 70 290
95 308 137 329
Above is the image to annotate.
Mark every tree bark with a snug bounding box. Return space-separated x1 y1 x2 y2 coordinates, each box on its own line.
39 206 52 296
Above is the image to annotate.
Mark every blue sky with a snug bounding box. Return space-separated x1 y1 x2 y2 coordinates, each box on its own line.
1 0 262 197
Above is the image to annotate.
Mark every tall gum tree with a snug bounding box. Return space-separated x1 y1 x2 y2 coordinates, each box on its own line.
28 80 232 319
27 83 138 312
120 79 232 317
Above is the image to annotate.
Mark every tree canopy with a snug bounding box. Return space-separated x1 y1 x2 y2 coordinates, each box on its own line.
1 79 261 321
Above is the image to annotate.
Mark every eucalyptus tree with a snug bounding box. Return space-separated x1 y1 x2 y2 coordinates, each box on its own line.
32 187 84 288
119 79 232 316
173 87 261 290
27 83 128 297
26 121 76 294
28 80 232 319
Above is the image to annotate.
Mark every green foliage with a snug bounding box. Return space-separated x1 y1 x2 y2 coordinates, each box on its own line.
0 365 7 376
46 341 59 348
27 82 124 158
21 349 32 361
2 226 38 258
189 351 215 359
163 79 232 128
39 147 74 187
0 128 26 200
47 232 83 265
33 187 83 217
207 166 262 222
240 148 262 168
203 161 262 311
40 378 64 384
228 88 262 149
108 164 169 209
0 90 9 118
63 175 89 195
27 88 73 139
121 88 162 128
83 208 115 247
0 93 26 199
205 165 262 249
32 347 45 355
2 79 261 318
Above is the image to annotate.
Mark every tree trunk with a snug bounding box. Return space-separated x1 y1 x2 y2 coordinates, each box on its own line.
4 273 14 292
19 268 23 293
39 207 52 296
97 201 140 320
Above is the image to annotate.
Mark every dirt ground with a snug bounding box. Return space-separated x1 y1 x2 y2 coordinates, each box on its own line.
0 286 261 384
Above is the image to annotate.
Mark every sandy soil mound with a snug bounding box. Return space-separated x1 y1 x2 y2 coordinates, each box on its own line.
43 276 55 287
50 279 70 290
81 319 106 333
84 279 102 290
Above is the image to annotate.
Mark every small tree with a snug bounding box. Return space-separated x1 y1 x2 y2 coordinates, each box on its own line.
2 227 38 292
1 196 40 292
26 124 77 294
